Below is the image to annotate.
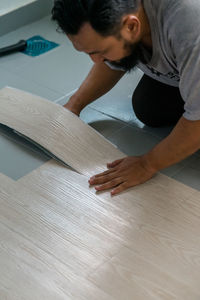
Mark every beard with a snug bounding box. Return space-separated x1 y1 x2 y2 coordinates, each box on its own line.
106 41 146 73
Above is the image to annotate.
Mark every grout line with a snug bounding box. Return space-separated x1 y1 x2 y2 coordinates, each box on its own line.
106 125 127 140
172 155 200 176
90 107 162 141
0 65 72 102
54 88 78 104
161 155 198 179
89 107 130 126
89 107 174 141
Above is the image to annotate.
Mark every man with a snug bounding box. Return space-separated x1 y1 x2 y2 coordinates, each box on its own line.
52 0 200 195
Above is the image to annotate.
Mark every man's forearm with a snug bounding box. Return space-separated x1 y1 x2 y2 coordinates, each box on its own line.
143 116 200 173
65 62 125 115
89 116 200 195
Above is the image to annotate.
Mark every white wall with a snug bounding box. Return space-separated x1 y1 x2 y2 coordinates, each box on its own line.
0 0 36 17
0 0 54 36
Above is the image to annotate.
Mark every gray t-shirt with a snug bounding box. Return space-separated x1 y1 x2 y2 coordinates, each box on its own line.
108 0 200 121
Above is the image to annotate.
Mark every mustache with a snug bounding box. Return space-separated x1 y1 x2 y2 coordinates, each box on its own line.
106 43 145 72
108 56 139 72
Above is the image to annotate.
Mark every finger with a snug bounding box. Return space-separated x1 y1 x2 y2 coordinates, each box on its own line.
89 169 116 183
107 158 124 168
111 182 129 196
89 171 117 185
95 178 123 192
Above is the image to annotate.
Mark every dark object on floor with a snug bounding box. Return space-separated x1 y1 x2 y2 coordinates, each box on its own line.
0 36 59 57
0 40 27 57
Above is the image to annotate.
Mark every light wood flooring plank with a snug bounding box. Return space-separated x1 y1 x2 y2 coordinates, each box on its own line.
0 87 123 176
1 160 200 298
18 160 200 297
0 223 114 300
1 86 200 298
0 175 115 300
0 177 122 273
88 246 200 300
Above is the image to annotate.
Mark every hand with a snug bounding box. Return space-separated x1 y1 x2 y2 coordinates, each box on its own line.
89 156 157 196
63 102 80 116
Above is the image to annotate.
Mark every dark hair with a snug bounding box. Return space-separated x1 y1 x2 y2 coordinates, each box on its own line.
52 0 140 36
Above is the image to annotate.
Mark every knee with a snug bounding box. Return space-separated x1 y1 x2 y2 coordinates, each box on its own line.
132 92 161 127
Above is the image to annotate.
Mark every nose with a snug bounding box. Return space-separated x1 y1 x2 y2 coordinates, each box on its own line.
89 53 105 63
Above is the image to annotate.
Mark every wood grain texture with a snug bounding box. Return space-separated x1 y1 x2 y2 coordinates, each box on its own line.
17 160 200 298
1 159 200 298
1 87 200 298
89 246 200 300
0 173 115 300
0 87 123 176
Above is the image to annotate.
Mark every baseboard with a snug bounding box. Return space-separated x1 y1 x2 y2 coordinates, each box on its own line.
0 0 53 36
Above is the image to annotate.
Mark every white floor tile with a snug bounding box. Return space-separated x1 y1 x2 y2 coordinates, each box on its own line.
172 156 200 191
107 125 160 156
80 107 126 138
14 43 92 95
161 155 197 177
0 127 49 180
0 68 63 101
90 70 143 123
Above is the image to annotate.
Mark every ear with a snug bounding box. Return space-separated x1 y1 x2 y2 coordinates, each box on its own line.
120 15 141 42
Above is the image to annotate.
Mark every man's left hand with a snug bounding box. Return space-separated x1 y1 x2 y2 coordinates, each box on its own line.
89 156 157 196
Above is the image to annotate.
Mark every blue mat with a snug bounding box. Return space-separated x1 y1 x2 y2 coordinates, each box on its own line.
22 35 59 57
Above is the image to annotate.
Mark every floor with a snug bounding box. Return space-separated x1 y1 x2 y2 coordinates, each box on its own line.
1 88 200 299
1 15 200 300
0 15 200 190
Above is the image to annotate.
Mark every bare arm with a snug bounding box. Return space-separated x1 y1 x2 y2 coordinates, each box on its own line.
64 62 125 115
143 117 200 172
90 116 200 195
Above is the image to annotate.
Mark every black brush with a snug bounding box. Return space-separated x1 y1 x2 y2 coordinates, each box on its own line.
0 36 59 57
0 40 27 57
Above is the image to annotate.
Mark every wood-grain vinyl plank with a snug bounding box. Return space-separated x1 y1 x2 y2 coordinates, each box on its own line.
88 246 200 300
0 173 115 300
17 160 200 298
0 87 124 176
0 87 200 298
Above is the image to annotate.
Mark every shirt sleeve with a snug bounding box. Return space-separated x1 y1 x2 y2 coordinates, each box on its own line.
168 1 200 121
178 41 200 121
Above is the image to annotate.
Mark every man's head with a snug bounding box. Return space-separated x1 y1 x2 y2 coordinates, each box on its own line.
52 0 148 71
